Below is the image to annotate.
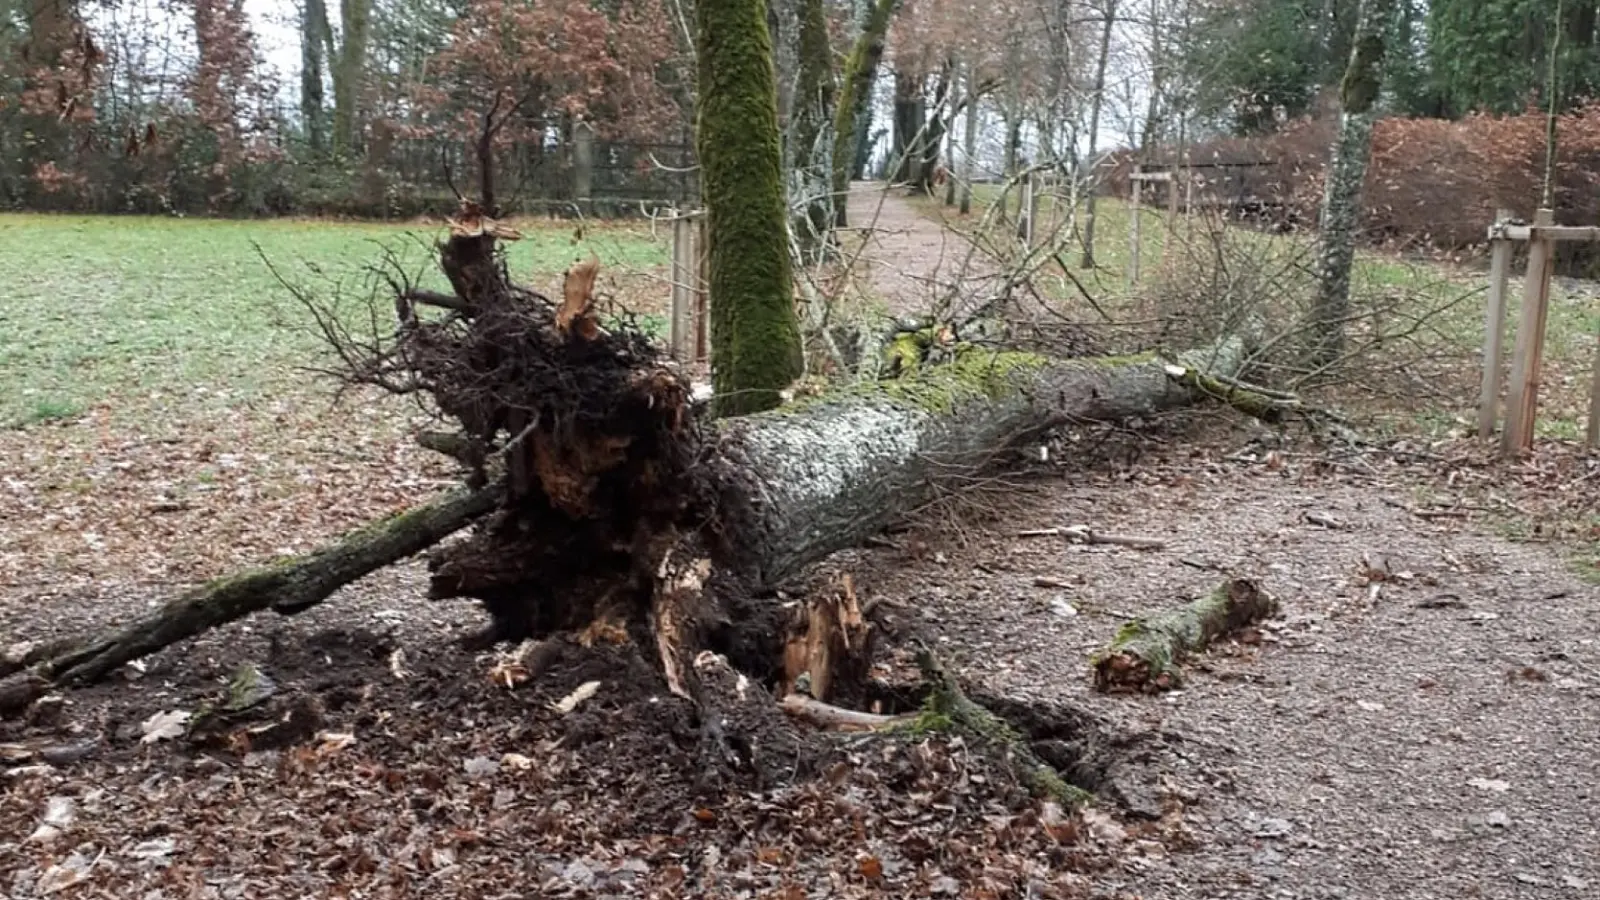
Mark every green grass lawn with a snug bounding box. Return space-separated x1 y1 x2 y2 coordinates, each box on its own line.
0 214 670 427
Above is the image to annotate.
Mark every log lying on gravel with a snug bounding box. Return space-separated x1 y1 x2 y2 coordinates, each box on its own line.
712 339 1250 592
1091 579 1278 693
21 485 498 689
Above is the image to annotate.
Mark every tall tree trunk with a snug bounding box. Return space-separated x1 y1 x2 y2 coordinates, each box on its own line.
767 0 798 144
999 37 1023 218
945 60 962 206
332 0 371 158
1309 0 1394 368
891 68 926 185
1139 0 1165 151
918 59 952 193
697 0 804 414
960 70 979 215
789 0 837 249
1079 0 1118 269
301 0 330 155
831 0 898 226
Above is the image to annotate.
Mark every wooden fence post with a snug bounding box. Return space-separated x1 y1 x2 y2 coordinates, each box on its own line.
572 121 595 201
1502 208 1557 455
1017 172 1037 247
670 214 696 361
1128 166 1143 288
1163 168 1180 274
1587 333 1600 449
1477 208 1514 439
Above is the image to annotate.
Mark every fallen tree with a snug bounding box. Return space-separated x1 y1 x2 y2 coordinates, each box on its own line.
5 203 1258 717
1092 578 1278 693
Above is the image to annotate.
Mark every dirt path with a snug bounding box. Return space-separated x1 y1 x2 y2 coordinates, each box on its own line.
858 431 1600 899
846 181 1004 320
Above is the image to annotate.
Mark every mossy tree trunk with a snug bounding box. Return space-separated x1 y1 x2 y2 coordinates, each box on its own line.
1309 0 1395 368
697 0 805 414
332 0 372 159
832 0 899 226
788 0 837 251
300 0 331 156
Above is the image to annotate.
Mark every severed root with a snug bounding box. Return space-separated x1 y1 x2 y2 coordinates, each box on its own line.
779 693 913 731
912 648 1094 810
1092 578 1278 693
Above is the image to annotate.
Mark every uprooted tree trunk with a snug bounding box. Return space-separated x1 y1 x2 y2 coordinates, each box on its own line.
1092 578 1278 693
8 206 1258 721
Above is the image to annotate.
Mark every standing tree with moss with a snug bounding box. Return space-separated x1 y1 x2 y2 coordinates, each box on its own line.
832 0 900 227
788 0 837 249
1309 0 1396 368
696 0 805 414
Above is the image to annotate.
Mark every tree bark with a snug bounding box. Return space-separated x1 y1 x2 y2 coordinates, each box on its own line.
1309 0 1394 367
917 59 952 193
1092 578 1277 692
960 69 979 215
27 485 498 686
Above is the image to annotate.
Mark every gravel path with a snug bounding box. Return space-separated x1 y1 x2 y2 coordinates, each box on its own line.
847 181 1004 320
858 434 1600 899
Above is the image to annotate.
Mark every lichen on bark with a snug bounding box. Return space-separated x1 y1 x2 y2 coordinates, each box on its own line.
695 0 805 415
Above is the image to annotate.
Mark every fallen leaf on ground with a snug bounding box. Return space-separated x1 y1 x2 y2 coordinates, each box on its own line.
140 709 190 743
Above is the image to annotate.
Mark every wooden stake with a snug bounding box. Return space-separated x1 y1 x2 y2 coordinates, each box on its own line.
1128 166 1143 288
1503 208 1557 455
670 215 695 361
1587 333 1600 448
1478 208 1514 439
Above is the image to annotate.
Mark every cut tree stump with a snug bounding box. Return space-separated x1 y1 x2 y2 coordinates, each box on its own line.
1092 578 1278 693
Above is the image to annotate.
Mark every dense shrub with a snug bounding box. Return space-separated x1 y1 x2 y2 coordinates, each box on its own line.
1109 104 1600 275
